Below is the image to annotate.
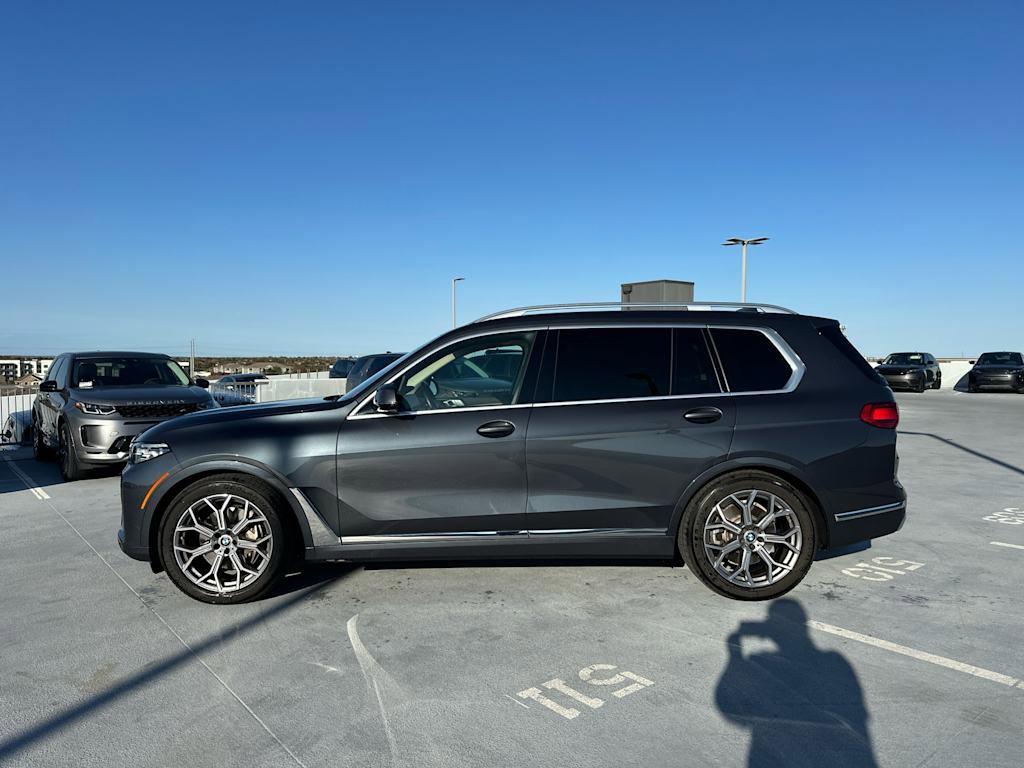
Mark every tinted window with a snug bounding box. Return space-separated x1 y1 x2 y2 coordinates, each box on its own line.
554 328 670 402
977 352 1023 366
367 355 401 375
399 334 534 411
819 324 880 383
712 328 793 392
673 329 720 395
71 357 189 387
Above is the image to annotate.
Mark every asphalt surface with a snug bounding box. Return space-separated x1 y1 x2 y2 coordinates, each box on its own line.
1 389 1022 768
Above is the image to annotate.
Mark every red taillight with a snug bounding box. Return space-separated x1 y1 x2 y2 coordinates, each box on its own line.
860 402 899 429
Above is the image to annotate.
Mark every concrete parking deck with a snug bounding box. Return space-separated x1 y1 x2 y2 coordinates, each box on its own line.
2 389 1022 768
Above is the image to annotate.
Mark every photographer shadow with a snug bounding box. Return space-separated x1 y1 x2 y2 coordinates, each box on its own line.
715 600 878 768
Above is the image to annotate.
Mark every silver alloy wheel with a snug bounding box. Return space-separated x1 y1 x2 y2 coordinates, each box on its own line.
172 493 274 594
703 489 803 587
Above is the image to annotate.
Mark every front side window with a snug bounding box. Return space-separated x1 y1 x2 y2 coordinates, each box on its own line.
71 357 190 388
712 328 795 393
395 333 535 412
553 328 671 402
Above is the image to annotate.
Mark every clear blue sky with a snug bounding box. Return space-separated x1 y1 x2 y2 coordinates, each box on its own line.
2 2 1021 358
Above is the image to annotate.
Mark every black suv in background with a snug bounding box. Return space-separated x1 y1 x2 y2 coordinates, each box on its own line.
344 352 404 392
968 351 1024 393
875 352 941 392
118 303 905 604
329 357 357 379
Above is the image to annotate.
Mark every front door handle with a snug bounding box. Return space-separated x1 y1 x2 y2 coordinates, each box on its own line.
477 420 516 438
683 406 723 424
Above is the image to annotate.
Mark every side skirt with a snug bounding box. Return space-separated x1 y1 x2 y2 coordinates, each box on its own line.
305 530 676 563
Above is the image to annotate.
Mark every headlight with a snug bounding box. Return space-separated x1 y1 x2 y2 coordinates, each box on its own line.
129 442 171 464
74 402 116 415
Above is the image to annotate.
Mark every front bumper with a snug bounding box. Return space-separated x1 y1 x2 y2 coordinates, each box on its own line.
70 415 161 464
970 374 1023 391
118 452 179 562
880 372 924 390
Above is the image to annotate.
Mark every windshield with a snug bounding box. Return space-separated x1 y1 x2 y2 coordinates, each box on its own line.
977 352 1023 366
883 353 925 365
71 357 190 387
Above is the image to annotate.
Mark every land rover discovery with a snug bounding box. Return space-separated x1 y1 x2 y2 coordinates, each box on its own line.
33 352 217 480
117 303 906 603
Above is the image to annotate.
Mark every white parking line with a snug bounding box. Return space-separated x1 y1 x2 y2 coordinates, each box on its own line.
990 541 1024 551
809 621 1024 690
2 457 51 499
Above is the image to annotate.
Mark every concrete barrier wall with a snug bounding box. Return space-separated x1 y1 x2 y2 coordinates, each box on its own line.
256 378 345 402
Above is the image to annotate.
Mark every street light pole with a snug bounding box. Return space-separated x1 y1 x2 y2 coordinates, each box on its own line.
451 277 465 328
722 237 769 302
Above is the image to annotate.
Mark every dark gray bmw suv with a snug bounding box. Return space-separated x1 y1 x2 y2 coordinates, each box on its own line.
118 303 906 604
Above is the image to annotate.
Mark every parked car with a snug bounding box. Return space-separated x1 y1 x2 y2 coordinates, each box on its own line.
967 351 1024 393
329 358 357 379
344 352 404 392
874 352 941 392
118 302 905 604
33 352 216 481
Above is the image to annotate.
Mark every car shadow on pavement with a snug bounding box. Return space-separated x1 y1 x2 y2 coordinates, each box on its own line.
0 570 351 764
899 430 1024 477
716 599 878 768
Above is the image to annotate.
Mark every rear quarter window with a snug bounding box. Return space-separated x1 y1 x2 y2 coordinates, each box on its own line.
711 328 794 392
818 324 884 383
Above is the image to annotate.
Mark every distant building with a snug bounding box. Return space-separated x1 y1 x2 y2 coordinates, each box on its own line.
14 372 42 387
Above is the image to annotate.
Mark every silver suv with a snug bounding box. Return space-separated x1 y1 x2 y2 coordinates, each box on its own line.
32 352 217 480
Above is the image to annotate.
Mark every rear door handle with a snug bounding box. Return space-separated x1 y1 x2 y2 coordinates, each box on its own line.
683 406 723 424
477 420 516 438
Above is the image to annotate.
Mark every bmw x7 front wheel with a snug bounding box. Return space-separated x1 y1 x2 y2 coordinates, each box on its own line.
159 475 287 604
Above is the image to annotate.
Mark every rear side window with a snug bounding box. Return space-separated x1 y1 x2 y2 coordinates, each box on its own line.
712 328 794 392
818 324 883 383
673 329 720 395
554 328 670 402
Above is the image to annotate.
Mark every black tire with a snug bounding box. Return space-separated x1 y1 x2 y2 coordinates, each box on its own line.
914 378 926 393
159 475 288 604
678 470 817 601
32 417 54 461
58 421 85 481
932 375 941 390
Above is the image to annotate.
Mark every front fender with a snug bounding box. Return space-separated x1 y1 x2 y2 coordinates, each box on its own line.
141 455 322 561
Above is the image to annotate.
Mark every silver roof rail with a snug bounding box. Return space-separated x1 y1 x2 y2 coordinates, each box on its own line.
473 301 798 323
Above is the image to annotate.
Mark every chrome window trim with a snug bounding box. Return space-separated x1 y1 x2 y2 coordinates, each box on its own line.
346 322 805 421
834 501 906 522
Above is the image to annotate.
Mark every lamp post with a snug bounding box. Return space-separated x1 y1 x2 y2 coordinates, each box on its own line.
451 277 465 328
721 237 769 302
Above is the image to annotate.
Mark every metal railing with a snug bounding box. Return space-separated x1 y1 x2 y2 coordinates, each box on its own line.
0 385 37 445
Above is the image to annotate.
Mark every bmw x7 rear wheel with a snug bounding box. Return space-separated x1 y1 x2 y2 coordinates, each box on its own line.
159 476 287 604
679 471 816 600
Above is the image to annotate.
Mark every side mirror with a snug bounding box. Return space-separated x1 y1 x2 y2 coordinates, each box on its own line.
968 360 976 365
373 383 400 413
194 378 210 389
39 380 58 393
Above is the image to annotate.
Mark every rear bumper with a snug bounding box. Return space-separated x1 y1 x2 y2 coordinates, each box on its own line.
827 494 906 549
